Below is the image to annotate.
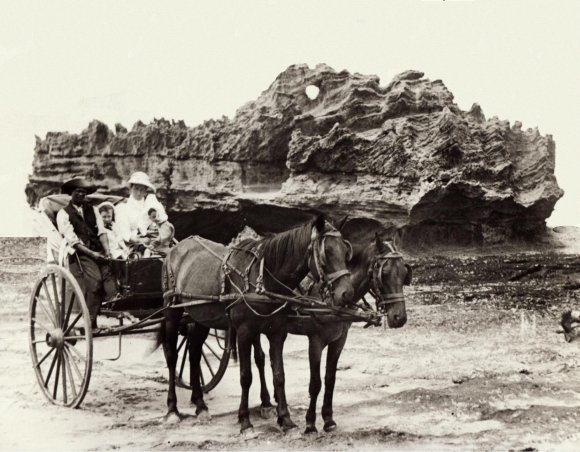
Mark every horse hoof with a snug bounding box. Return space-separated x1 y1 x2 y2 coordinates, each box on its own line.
240 427 258 439
279 418 298 433
260 405 276 419
323 420 337 432
164 412 181 425
304 424 318 435
197 410 212 423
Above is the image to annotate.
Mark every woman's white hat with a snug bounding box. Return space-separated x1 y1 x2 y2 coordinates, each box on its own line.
127 171 156 193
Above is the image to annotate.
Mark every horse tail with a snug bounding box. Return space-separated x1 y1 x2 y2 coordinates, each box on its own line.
152 257 172 354
151 317 165 354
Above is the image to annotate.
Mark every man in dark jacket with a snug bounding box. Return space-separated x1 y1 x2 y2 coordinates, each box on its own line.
56 177 116 328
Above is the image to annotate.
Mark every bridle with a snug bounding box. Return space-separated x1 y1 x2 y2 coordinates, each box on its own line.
368 241 406 311
308 227 352 304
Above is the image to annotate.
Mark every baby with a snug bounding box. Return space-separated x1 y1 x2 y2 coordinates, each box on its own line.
142 208 175 256
98 202 128 259
145 208 161 245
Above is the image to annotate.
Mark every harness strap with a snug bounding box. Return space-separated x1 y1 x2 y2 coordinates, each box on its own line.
192 235 224 262
368 244 407 308
377 293 405 305
256 257 265 293
382 293 405 299
309 230 352 305
325 269 351 286
221 248 250 294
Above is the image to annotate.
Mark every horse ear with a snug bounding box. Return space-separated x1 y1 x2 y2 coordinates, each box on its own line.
338 215 349 231
404 264 413 286
375 232 386 253
345 240 353 261
314 214 326 233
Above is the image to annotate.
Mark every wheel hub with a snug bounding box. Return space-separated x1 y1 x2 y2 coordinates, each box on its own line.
46 328 65 349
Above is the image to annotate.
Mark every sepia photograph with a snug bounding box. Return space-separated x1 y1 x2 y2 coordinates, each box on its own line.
1 0 580 450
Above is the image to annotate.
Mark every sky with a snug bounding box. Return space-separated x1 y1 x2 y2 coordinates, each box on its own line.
1 0 579 236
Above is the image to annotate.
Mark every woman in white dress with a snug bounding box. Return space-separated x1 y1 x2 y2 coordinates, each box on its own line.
115 172 170 250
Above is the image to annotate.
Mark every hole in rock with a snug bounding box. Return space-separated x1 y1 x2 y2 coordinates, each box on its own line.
305 85 320 100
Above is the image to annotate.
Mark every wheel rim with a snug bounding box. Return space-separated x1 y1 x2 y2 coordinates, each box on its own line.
176 326 231 392
29 265 92 408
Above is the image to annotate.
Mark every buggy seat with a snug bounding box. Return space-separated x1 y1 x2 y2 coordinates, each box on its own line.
34 193 127 264
34 194 166 311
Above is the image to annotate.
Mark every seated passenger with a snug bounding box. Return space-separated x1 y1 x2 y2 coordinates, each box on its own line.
115 171 174 255
98 201 129 259
142 208 175 257
56 177 116 329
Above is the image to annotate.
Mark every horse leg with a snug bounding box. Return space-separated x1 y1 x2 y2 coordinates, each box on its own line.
231 330 238 362
267 330 297 432
253 335 275 419
188 323 210 418
321 332 348 432
162 306 183 422
304 337 323 434
237 326 255 433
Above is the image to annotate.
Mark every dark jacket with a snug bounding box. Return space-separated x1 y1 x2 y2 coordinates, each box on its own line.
63 202 104 252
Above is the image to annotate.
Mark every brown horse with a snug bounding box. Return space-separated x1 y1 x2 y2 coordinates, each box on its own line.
253 231 411 433
159 215 355 433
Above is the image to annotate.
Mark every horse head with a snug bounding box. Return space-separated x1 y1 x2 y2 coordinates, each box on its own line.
309 214 355 307
370 233 411 329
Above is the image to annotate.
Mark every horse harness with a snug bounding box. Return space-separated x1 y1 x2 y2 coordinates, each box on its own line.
173 228 351 316
308 230 352 303
222 229 352 299
369 241 406 311
221 242 265 295
163 234 382 326
297 240 406 317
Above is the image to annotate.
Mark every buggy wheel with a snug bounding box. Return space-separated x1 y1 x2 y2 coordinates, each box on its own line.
176 325 232 392
29 265 92 408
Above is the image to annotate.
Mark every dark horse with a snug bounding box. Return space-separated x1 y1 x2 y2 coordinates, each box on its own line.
253 231 412 433
561 310 580 342
159 215 355 433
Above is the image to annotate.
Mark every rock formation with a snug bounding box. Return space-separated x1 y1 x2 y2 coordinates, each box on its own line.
26 64 563 247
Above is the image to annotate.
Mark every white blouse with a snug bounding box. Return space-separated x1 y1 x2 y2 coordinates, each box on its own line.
115 194 168 243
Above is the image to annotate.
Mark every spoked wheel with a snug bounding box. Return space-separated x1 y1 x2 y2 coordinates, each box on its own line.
176 324 232 393
29 265 92 408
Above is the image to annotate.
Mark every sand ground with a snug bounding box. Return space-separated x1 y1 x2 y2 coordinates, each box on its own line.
1 238 580 451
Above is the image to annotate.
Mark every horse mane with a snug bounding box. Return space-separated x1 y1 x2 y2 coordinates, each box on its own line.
227 220 313 294
229 220 313 276
261 220 313 276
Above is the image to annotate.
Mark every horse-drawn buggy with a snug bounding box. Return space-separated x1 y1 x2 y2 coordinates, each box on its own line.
29 193 409 434
29 193 231 408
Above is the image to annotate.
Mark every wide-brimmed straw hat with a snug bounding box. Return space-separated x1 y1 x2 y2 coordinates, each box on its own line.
127 171 156 193
61 177 98 195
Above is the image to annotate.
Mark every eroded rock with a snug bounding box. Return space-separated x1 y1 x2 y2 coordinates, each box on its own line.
26 64 563 246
